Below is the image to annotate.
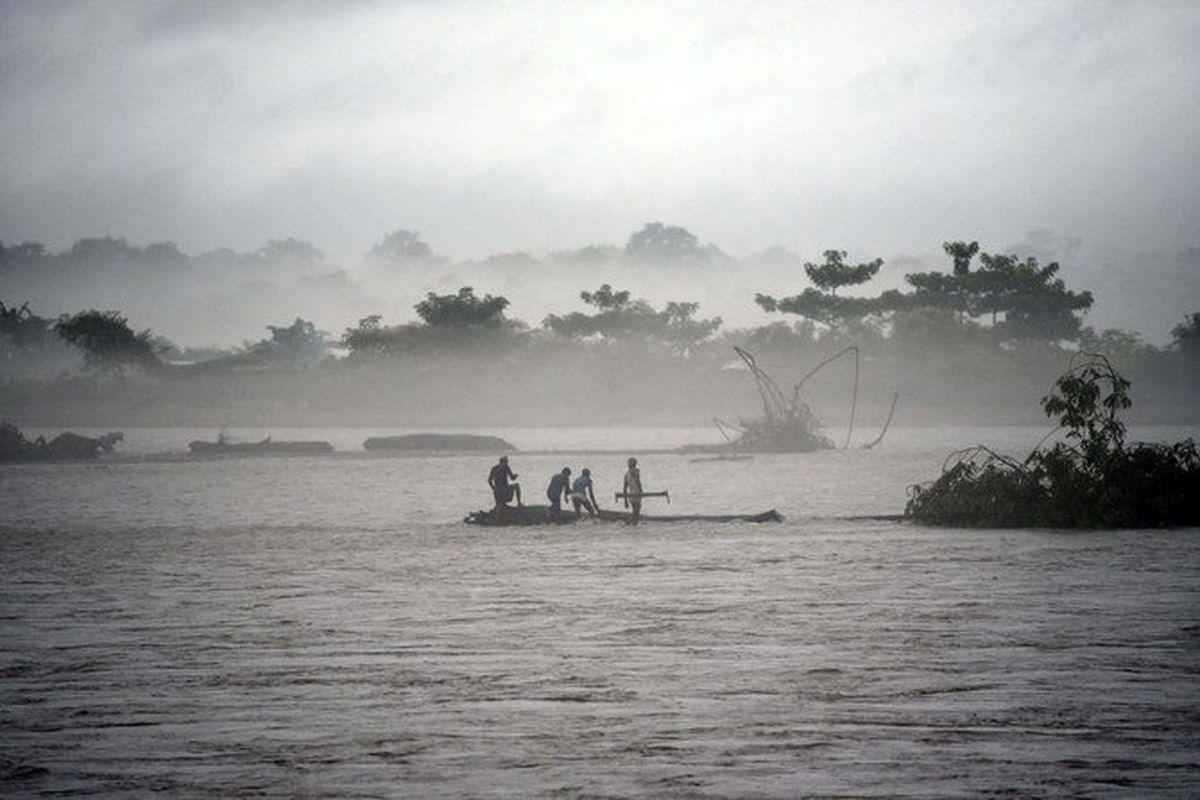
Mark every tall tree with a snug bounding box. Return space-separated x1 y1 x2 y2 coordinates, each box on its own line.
943 240 980 276
625 222 705 263
366 229 440 265
756 249 885 330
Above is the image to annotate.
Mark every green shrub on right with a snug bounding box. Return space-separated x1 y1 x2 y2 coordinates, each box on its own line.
906 354 1200 528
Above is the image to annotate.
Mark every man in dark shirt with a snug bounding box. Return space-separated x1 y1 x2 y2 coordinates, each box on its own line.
546 467 572 516
488 456 521 510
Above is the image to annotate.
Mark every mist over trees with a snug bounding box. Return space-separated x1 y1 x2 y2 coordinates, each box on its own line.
2 223 1197 426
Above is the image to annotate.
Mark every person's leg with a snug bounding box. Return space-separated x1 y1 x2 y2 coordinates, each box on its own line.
513 484 522 506
630 499 641 525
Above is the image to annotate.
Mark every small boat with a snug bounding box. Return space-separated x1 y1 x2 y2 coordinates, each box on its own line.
188 435 334 457
464 505 783 526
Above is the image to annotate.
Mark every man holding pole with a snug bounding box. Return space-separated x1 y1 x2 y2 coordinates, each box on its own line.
622 457 642 525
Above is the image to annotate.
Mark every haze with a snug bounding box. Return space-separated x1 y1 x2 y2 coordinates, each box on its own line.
1 0 1198 346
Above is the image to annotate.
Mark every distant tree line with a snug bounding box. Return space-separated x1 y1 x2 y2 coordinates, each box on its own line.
3 229 1199 380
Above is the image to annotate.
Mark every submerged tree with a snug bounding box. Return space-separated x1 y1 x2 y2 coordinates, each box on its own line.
906 353 1199 528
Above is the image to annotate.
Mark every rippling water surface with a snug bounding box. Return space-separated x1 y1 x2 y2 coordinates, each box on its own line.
2 427 1198 797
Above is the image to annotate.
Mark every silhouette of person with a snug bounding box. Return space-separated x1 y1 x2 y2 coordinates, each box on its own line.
570 467 599 517
488 455 521 510
546 467 572 516
623 457 642 525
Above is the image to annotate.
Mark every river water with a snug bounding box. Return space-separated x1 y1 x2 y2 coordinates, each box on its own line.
2 426 1198 798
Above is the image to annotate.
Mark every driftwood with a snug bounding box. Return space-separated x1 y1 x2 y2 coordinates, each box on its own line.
464 505 784 526
0 422 123 462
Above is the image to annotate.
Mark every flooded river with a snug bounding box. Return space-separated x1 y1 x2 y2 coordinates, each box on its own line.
2 427 1198 797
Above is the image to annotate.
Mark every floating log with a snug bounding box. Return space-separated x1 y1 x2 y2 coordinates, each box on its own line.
1 422 124 462
464 504 783 526
363 433 516 452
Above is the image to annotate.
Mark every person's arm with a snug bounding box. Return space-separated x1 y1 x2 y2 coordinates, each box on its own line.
508 466 518 481
622 474 629 507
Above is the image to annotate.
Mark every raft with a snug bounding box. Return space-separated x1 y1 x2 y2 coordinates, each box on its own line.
464 505 783 526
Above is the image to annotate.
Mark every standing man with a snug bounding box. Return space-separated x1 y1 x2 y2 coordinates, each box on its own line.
622 457 642 525
488 455 521 510
570 467 599 517
546 467 572 517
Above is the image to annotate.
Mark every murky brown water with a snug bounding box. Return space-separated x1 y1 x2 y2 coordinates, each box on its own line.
3 427 1198 797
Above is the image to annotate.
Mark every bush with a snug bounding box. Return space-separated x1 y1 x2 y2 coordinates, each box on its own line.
906 353 1200 527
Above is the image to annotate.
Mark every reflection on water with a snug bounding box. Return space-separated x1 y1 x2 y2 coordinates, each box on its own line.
2 427 1198 796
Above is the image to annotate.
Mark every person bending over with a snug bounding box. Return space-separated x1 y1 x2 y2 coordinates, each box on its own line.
488 455 521 510
546 467 572 516
570 468 599 517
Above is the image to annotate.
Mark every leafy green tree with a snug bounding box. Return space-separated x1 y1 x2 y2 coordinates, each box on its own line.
0 301 72 373
901 244 1093 341
580 284 631 310
544 284 720 354
943 240 980 276
803 250 883 295
69 237 133 262
974 254 1093 342
547 244 622 265
366 229 442 265
254 318 329 365
1171 312 1200 357
659 302 722 357
415 287 510 328
756 250 885 331
256 238 324 265
0 241 48 269
625 222 705 263
55 310 162 374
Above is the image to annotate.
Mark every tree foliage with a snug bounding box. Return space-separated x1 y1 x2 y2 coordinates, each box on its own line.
756 250 886 330
543 284 721 355
1171 312 1200 357
54 310 162 374
366 229 438 265
415 287 510 328
803 250 883 295
906 353 1199 527
250 318 329 365
625 222 706 263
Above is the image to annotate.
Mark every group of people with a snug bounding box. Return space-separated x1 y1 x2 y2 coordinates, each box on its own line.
487 455 645 524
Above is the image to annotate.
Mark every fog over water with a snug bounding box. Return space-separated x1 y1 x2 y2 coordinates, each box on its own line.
2 1 1199 345
3 3 1200 797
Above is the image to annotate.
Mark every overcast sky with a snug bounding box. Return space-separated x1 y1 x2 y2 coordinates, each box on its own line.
2 0 1198 268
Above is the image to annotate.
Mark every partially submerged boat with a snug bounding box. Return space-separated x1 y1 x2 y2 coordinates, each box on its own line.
188 435 333 457
464 505 783 526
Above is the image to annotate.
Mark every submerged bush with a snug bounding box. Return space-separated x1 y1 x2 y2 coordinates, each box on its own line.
906 353 1200 528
